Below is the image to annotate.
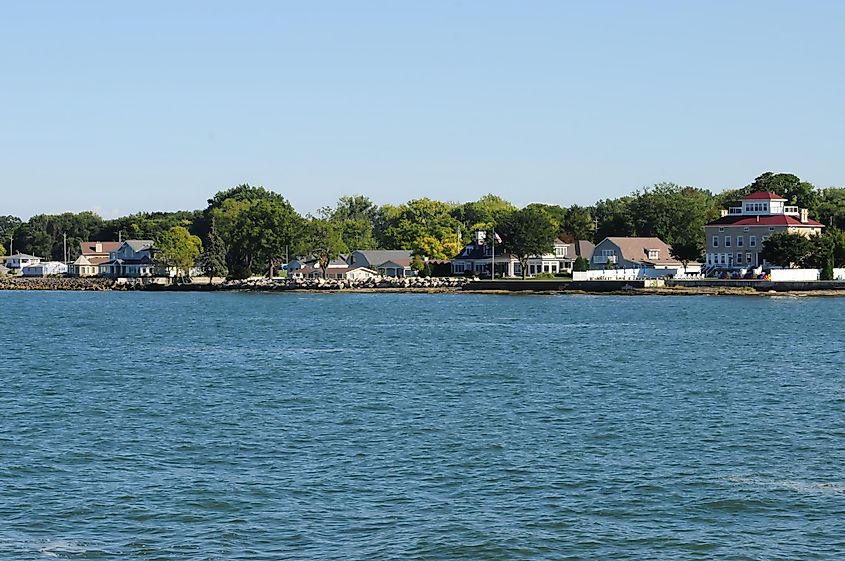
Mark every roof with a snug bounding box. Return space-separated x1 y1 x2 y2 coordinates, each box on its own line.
706 215 824 227
573 240 595 258
376 260 411 269
79 241 123 255
101 256 155 266
351 250 412 267
5 252 40 260
451 242 509 261
73 255 93 265
741 191 787 201
124 240 154 252
602 237 685 266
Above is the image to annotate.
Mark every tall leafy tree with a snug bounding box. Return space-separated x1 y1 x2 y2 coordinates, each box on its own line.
376 198 463 259
498 207 556 279
760 231 812 268
627 183 716 247
749 172 819 214
670 240 703 273
157 226 203 280
452 194 516 235
207 185 304 278
199 221 228 282
305 218 348 279
593 197 635 242
561 205 595 242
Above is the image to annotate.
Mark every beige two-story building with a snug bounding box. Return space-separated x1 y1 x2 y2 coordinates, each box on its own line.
704 191 823 270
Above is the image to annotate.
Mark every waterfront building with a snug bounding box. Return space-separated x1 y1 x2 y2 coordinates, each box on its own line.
98 240 157 278
3 252 42 271
450 231 594 277
590 237 697 273
348 250 416 277
22 261 68 277
704 191 823 272
70 241 123 277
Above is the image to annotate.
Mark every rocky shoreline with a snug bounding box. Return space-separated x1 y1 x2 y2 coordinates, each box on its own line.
2 276 845 296
0 277 120 291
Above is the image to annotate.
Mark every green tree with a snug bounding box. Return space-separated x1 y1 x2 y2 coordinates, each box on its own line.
498 207 557 279
573 255 589 272
305 218 348 279
816 188 845 228
320 195 379 251
670 240 703 273
594 197 635 242
760 231 812 268
562 205 595 242
157 226 203 280
749 172 819 214
452 194 517 234
0 216 22 253
207 185 303 278
523 203 566 236
376 198 463 259
627 183 717 247
199 221 228 282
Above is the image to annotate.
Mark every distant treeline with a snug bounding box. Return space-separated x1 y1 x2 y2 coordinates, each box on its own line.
3 172 845 278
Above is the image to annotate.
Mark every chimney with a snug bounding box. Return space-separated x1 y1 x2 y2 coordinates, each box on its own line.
720 209 728 217
756 215 760 223
95 242 102 253
800 208 808 223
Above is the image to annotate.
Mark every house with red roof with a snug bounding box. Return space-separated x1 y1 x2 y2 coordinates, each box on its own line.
704 191 823 271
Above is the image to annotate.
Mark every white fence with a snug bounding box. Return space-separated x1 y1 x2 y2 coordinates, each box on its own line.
574 268 682 281
768 268 845 281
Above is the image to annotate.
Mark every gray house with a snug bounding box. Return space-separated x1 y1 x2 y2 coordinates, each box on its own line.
348 250 415 277
590 237 697 272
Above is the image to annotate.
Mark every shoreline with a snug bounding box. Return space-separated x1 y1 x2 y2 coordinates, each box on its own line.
2 276 845 297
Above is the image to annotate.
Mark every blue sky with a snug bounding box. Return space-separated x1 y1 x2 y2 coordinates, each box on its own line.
2 1 843 219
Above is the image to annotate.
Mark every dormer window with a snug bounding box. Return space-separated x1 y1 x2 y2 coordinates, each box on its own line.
647 249 659 260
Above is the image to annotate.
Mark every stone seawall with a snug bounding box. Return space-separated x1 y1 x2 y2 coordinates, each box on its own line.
0 277 119 291
217 276 471 291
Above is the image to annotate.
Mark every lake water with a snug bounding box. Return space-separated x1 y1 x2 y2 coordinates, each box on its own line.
2 291 844 560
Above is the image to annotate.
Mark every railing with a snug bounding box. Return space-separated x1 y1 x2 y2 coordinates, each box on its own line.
592 256 616 264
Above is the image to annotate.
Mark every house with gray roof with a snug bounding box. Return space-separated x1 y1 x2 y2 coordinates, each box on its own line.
348 250 416 277
99 240 158 278
590 237 700 273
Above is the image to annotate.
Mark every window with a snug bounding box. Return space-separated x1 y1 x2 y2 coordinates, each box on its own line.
743 227 749 232
769 227 775 231
718 227 725 232
762 235 769 241
746 252 752 262
745 204 752 212
737 236 743 247
750 236 756 247
725 236 731 247
712 236 719 247
647 249 659 259
737 252 743 264
763 204 768 212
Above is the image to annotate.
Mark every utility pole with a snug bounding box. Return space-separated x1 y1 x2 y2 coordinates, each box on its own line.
63 233 67 263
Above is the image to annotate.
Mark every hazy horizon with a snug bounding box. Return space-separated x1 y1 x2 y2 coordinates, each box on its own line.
4 1 844 220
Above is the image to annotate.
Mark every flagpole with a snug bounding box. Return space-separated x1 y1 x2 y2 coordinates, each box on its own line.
491 228 495 279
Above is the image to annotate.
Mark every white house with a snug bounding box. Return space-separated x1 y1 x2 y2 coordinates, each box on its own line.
451 231 594 277
3 253 42 271
22 261 68 277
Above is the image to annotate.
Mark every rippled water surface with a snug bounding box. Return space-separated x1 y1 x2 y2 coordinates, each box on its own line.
2 291 845 560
